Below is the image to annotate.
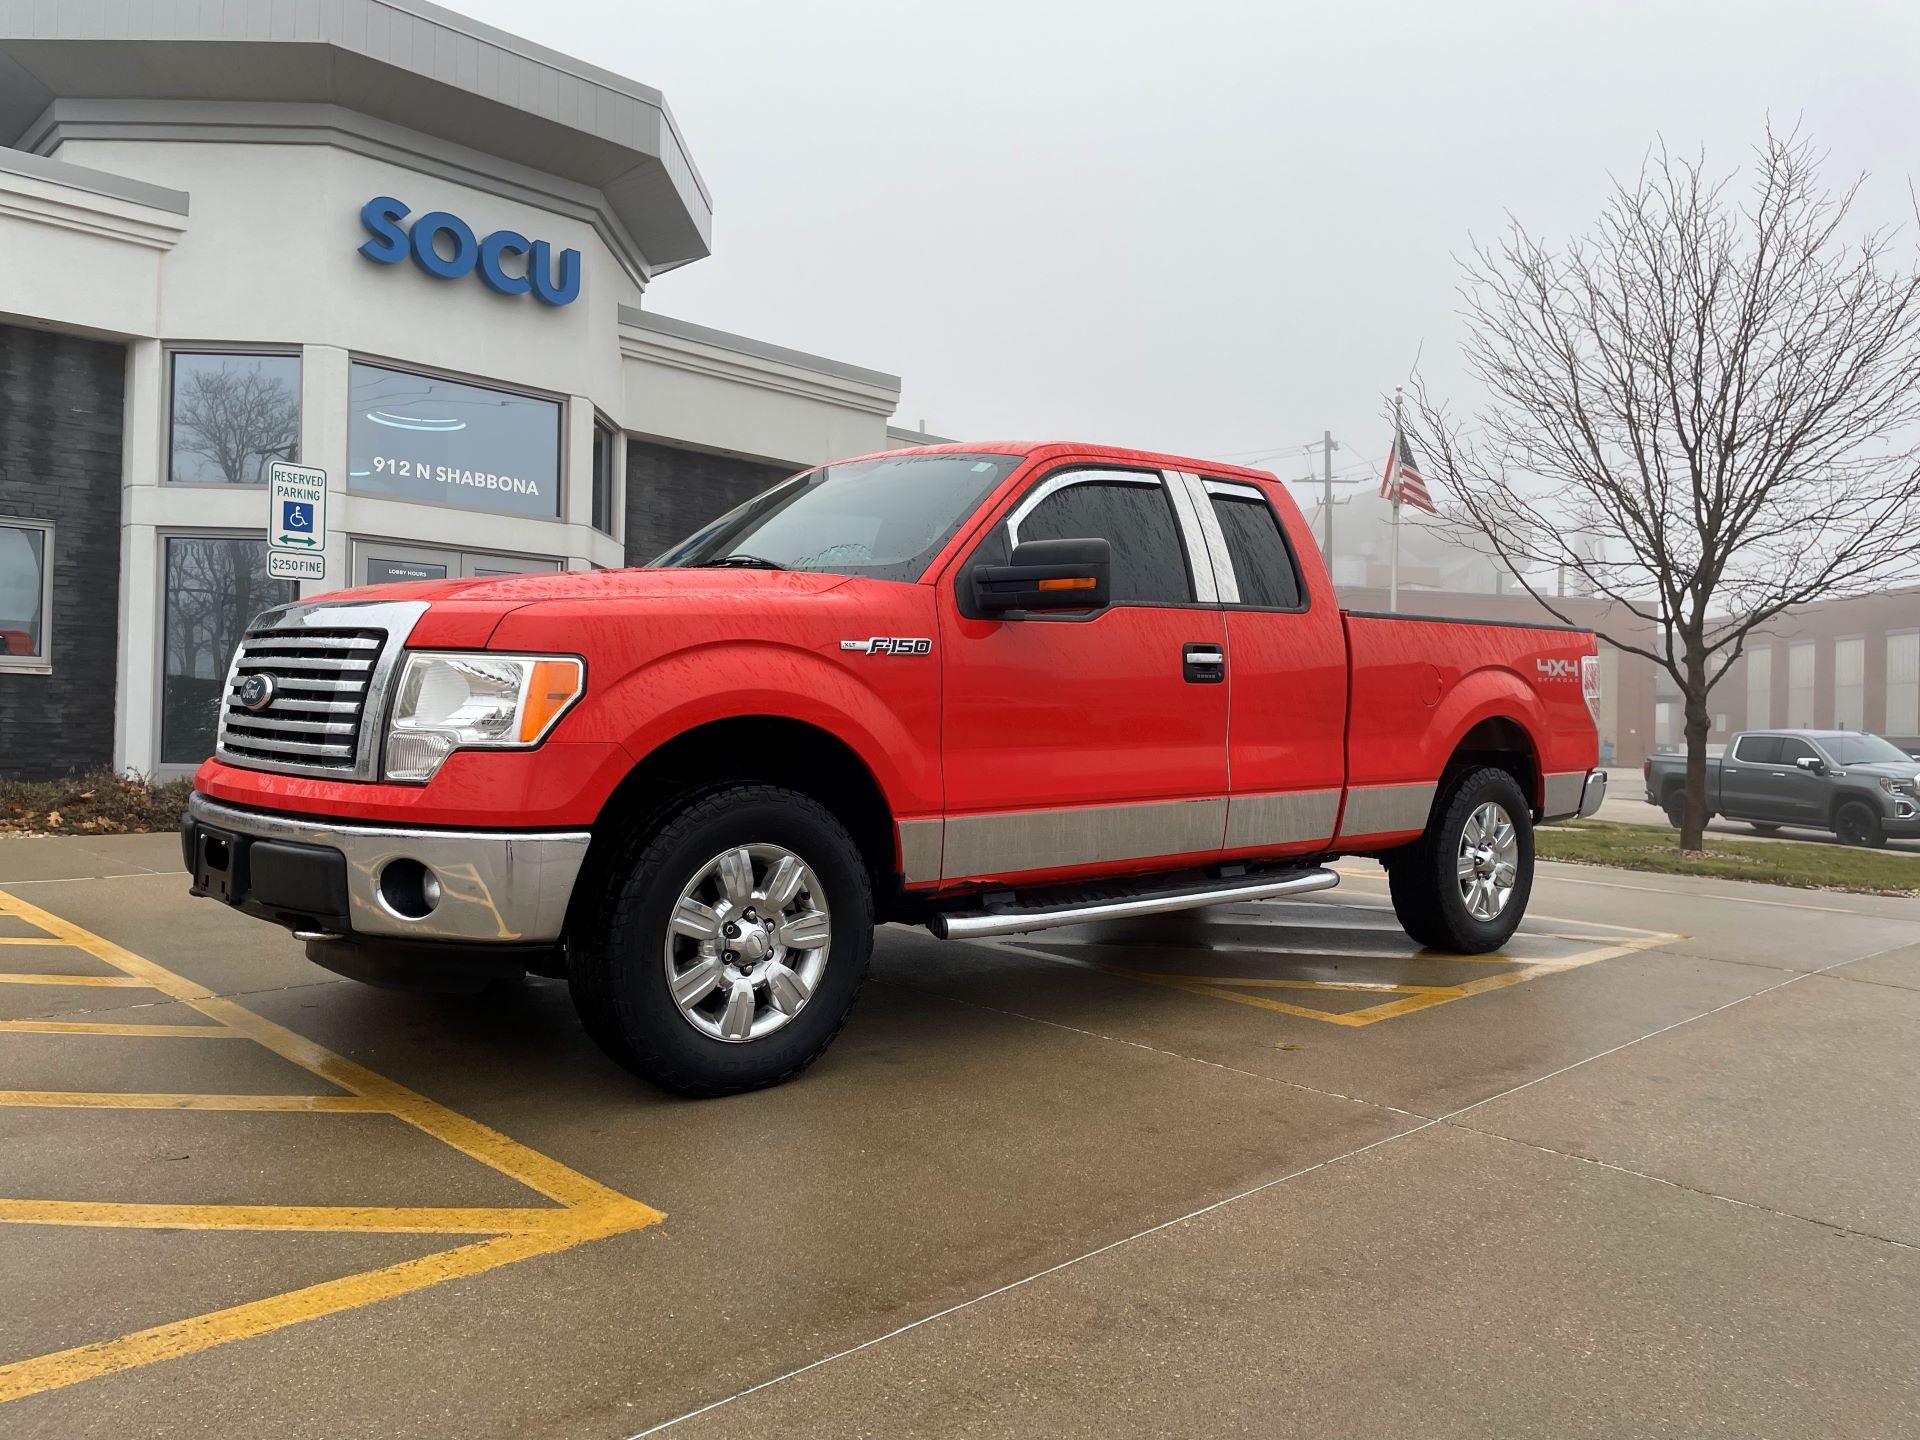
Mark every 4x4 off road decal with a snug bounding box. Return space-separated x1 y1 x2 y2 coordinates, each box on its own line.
840 637 933 656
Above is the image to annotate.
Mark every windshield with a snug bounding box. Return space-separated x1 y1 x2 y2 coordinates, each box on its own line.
1819 733 1915 766
651 452 1021 582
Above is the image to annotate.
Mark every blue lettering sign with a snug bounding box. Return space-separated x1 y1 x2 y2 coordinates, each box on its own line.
357 197 581 307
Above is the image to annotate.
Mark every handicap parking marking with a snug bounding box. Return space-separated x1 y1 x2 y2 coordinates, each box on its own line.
0 886 665 1406
984 894 1683 1027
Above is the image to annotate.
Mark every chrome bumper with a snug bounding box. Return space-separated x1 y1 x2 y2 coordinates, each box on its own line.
1577 767 1607 818
186 793 589 944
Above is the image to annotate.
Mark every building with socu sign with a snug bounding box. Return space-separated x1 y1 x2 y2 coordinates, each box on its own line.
0 0 918 781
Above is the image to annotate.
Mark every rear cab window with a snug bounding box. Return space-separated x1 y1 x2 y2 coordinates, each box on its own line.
1201 479 1304 610
1733 735 1783 764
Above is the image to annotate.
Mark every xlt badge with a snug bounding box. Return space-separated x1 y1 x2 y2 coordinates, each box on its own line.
840 637 932 656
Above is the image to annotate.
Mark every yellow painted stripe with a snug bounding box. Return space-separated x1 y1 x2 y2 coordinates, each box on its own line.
0 888 664 1221
0 1090 382 1112
0 936 68 946
0 1197 586 1235
0 1230 578 1404
0 972 151 988
0 1019 244 1039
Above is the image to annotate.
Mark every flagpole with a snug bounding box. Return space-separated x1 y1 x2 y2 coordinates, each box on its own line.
1389 385 1403 613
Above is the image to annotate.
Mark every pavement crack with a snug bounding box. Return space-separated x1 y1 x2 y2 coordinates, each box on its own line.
1448 1121 1919 1252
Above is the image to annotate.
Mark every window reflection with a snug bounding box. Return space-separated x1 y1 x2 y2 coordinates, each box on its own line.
169 353 302 485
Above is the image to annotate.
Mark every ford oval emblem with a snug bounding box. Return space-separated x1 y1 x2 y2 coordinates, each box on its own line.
237 674 276 712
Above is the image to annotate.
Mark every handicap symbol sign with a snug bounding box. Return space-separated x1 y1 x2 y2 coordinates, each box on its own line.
267 461 328 575
282 501 313 532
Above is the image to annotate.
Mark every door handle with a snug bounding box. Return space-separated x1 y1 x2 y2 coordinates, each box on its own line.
1183 643 1225 684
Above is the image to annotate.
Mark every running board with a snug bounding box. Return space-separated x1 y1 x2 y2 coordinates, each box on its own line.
927 867 1340 941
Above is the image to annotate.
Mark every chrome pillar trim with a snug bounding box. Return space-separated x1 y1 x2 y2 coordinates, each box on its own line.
216 598 430 782
1576 767 1607 818
932 867 1340 940
940 796 1228 881
187 793 589 943
1177 470 1241 604
896 817 943 884
1223 788 1342 849
1337 782 1438 838
1540 769 1589 821
1163 470 1225 603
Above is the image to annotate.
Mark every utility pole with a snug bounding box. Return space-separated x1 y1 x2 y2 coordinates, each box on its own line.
1320 430 1339 568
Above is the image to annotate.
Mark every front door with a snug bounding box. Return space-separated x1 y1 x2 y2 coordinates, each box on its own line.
937 466 1229 885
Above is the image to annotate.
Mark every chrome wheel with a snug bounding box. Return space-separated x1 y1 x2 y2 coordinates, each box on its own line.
662 844 832 1043
1456 801 1519 921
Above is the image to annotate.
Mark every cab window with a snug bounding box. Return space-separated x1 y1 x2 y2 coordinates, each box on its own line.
1734 735 1782 764
1775 737 1818 766
1012 477 1193 606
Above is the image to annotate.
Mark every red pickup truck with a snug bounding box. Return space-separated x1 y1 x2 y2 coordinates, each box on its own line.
186 442 1604 1095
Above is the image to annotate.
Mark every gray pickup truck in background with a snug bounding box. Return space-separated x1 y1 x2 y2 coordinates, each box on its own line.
1643 729 1920 847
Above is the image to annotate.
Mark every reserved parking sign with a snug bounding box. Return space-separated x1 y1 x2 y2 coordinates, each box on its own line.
267 461 328 582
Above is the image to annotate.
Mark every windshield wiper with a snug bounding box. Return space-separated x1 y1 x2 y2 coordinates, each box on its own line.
699 553 786 571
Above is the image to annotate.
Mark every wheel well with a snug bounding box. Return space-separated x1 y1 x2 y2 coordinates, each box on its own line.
1444 717 1541 813
573 717 901 925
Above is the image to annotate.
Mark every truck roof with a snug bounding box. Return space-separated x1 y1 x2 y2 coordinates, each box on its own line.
841 440 1282 485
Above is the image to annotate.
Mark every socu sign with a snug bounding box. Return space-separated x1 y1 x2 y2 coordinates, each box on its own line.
358 197 582 306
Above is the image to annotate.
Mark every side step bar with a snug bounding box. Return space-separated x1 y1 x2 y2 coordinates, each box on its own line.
928 867 1339 941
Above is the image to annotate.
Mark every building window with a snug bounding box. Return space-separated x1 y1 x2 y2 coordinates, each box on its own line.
347 362 561 518
1888 630 1920 736
592 419 617 535
1745 647 1771 729
1833 636 1864 731
1786 642 1815 728
161 537 294 765
168 352 301 484
0 520 53 670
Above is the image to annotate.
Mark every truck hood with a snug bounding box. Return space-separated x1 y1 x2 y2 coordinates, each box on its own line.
1835 760 1920 784
343 567 855 605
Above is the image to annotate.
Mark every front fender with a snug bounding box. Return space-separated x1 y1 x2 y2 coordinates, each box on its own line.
573 639 940 817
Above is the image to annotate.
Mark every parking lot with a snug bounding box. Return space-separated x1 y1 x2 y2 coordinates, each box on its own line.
1 833 1916 1438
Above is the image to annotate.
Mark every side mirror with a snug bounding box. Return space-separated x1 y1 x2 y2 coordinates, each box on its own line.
972 537 1111 614
1795 755 1826 774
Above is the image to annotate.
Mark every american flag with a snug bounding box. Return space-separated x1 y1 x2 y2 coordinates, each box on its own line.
1380 419 1436 515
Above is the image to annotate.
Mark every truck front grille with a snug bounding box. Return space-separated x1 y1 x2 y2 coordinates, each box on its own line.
216 629 385 775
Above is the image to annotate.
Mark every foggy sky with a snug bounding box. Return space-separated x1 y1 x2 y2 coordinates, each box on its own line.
446 0 1920 494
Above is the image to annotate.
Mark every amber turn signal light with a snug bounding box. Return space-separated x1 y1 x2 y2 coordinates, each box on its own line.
518 658 585 742
1035 577 1098 592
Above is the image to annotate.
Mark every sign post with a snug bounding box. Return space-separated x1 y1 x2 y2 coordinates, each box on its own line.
267 461 328 584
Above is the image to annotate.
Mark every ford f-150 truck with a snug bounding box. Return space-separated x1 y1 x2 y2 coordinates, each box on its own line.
1644 729 1920 846
185 442 1605 1095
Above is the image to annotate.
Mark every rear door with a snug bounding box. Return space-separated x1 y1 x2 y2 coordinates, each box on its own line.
1175 473 1348 856
1722 734 1786 819
937 466 1229 884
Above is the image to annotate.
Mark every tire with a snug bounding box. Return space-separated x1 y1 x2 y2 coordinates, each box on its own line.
1387 767 1535 954
568 783 874 1096
1663 791 1687 829
1834 801 1886 849
1750 822 1781 835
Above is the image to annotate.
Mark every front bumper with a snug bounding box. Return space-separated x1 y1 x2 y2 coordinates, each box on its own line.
183 792 590 945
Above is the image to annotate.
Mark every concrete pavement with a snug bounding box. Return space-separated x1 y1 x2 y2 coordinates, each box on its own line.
0 833 1915 1438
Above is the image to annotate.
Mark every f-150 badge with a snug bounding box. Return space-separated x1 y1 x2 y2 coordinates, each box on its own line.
840 637 932 656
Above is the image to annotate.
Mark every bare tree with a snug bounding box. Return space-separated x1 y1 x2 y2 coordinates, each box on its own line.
1416 127 1920 849
172 363 298 485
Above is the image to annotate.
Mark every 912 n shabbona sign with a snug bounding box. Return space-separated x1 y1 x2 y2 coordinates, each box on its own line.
358 197 582 306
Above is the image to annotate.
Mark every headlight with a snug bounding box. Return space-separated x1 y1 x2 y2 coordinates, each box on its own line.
384 652 584 782
1881 778 1914 797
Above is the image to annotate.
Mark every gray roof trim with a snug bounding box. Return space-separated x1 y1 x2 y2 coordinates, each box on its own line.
0 0 711 267
620 307 900 390
886 424 957 447
0 144 186 213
